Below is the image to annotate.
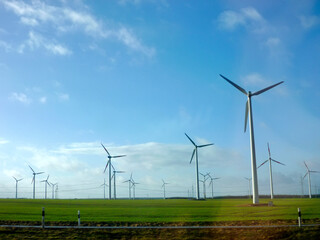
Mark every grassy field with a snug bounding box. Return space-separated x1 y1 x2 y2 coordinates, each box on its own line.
0 198 319 224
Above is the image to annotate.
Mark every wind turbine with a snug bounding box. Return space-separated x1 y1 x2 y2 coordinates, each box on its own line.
41 175 51 199
50 182 58 199
123 174 133 199
185 133 214 200
29 165 44 199
131 175 139 200
220 74 284 204
200 173 210 199
100 178 108 199
208 174 220 199
101 143 126 200
12 176 23 199
244 177 252 199
258 143 285 199
303 161 320 198
162 179 169 199
112 165 125 200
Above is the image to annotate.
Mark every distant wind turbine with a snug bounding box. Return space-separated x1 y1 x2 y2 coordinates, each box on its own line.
100 178 108 200
208 174 220 199
101 143 126 200
111 165 125 200
131 174 139 200
123 173 133 199
244 177 252 199
185 133 214 200
50 182 58 199
258 143 285 199
200 173 210 199
12 176 23 199
220 74 284 204
303 161 320 198
162 179 169 199
29 165 44 199
41 175 51 199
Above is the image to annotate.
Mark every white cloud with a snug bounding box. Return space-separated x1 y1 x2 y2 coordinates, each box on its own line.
9 92 32 104
218 7 264 31
1 0 154 57
265 37 280 48
20 31 72 55
0 138 9 144
57 93 69 101
39 96 47 104
299 15 320 29
242 73 267 88
0 40 12 52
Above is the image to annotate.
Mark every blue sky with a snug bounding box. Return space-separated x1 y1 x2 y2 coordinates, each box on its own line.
0 0 319 199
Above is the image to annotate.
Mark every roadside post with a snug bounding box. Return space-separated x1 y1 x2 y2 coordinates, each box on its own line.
298 208 301 227
42 207 45 228
78 210 81 227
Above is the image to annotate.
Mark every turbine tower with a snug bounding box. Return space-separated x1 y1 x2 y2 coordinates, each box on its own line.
200 173 210 199
220 74 284 204
162 179 169 199
244 177 252 199
13 176 23 199
303 161 320 198
41 175 51 199
185 133 214 200
29 165 44 199
258 143 285 199
101 143 126 200
112 165 125 200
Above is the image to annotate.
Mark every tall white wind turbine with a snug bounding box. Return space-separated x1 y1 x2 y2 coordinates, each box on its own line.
200 173 210 199
303 161 320 198
13 176 23 199
29 165 44 199
41 175 51 199
220 74 284 204
101 143 126 200
100 178 108 199
162 179 169 199
258 143 285 199
185 133 214 200
131 175 139 200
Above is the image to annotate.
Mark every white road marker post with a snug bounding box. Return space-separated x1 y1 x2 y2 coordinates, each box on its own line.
42 207 45 228
298 208 301 227
78 210 81 227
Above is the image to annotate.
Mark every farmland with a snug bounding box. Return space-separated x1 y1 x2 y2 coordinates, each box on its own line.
0 198 319 239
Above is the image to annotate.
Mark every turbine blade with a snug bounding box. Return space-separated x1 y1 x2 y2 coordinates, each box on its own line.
31 176 35 184
18 178 23 181
36 172 44 175
13 176 17 181
267 142 271 158
251 81 284 96
244 100 248 132
220 74 247 95
185 133 196 146
213 177 220 180
46 175 50 181
303 172 308 179
198 143 214 148
304 161 310 171
101 143 111 156
189 149 196 164
116 171 125 173
111 164 115 171
103 160 109 173
310 171 320 173
112 155 126 158
271 159 285 166
257 160 268 169
29 165 35 173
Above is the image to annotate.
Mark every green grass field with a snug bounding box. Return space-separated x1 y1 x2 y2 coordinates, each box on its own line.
0 198 319 224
